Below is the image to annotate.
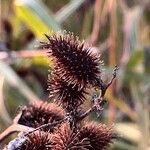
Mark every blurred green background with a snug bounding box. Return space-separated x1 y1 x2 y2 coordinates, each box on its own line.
0 0 150 149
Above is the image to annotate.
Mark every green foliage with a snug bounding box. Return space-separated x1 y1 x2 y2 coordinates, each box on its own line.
14 0 61 38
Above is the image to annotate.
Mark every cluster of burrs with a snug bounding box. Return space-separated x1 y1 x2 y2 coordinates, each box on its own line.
0 32 118 150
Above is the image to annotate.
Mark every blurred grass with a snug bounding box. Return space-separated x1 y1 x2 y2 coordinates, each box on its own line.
0 0 150 149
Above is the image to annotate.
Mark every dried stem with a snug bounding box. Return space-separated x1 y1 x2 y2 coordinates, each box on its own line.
78 66 118 121
78 106 95 121
78 97 106 121
25 117 68 136
0 124 33 142
97 66 119 97
0 117 68 142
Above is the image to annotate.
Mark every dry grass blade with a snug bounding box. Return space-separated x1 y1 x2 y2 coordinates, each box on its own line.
90 0 103 45
107 0 117 124
0 75 12 124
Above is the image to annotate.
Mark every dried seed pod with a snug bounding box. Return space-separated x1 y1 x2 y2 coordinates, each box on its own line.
78 122 116 150
51 122 116 150
4 130 51 150
51 123 90 150
14 101 65 130
42 32 101 88
48 73 87 110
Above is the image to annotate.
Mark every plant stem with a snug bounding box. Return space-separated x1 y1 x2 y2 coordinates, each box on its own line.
0 124 33 142
25 117 68 136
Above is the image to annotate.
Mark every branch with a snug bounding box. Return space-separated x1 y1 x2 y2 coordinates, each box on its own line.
0 117 68 142
78 105 95 120
78 97 107 121
78 66 118 121
97 65 119 97
24 117 68 136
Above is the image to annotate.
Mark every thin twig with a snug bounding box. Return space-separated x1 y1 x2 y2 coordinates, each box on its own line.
24 117 68 136
78 97 107 121
96 66 119 97
78 66 118 121
78 106 95 120
101 65 119 97
0 117 68 142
